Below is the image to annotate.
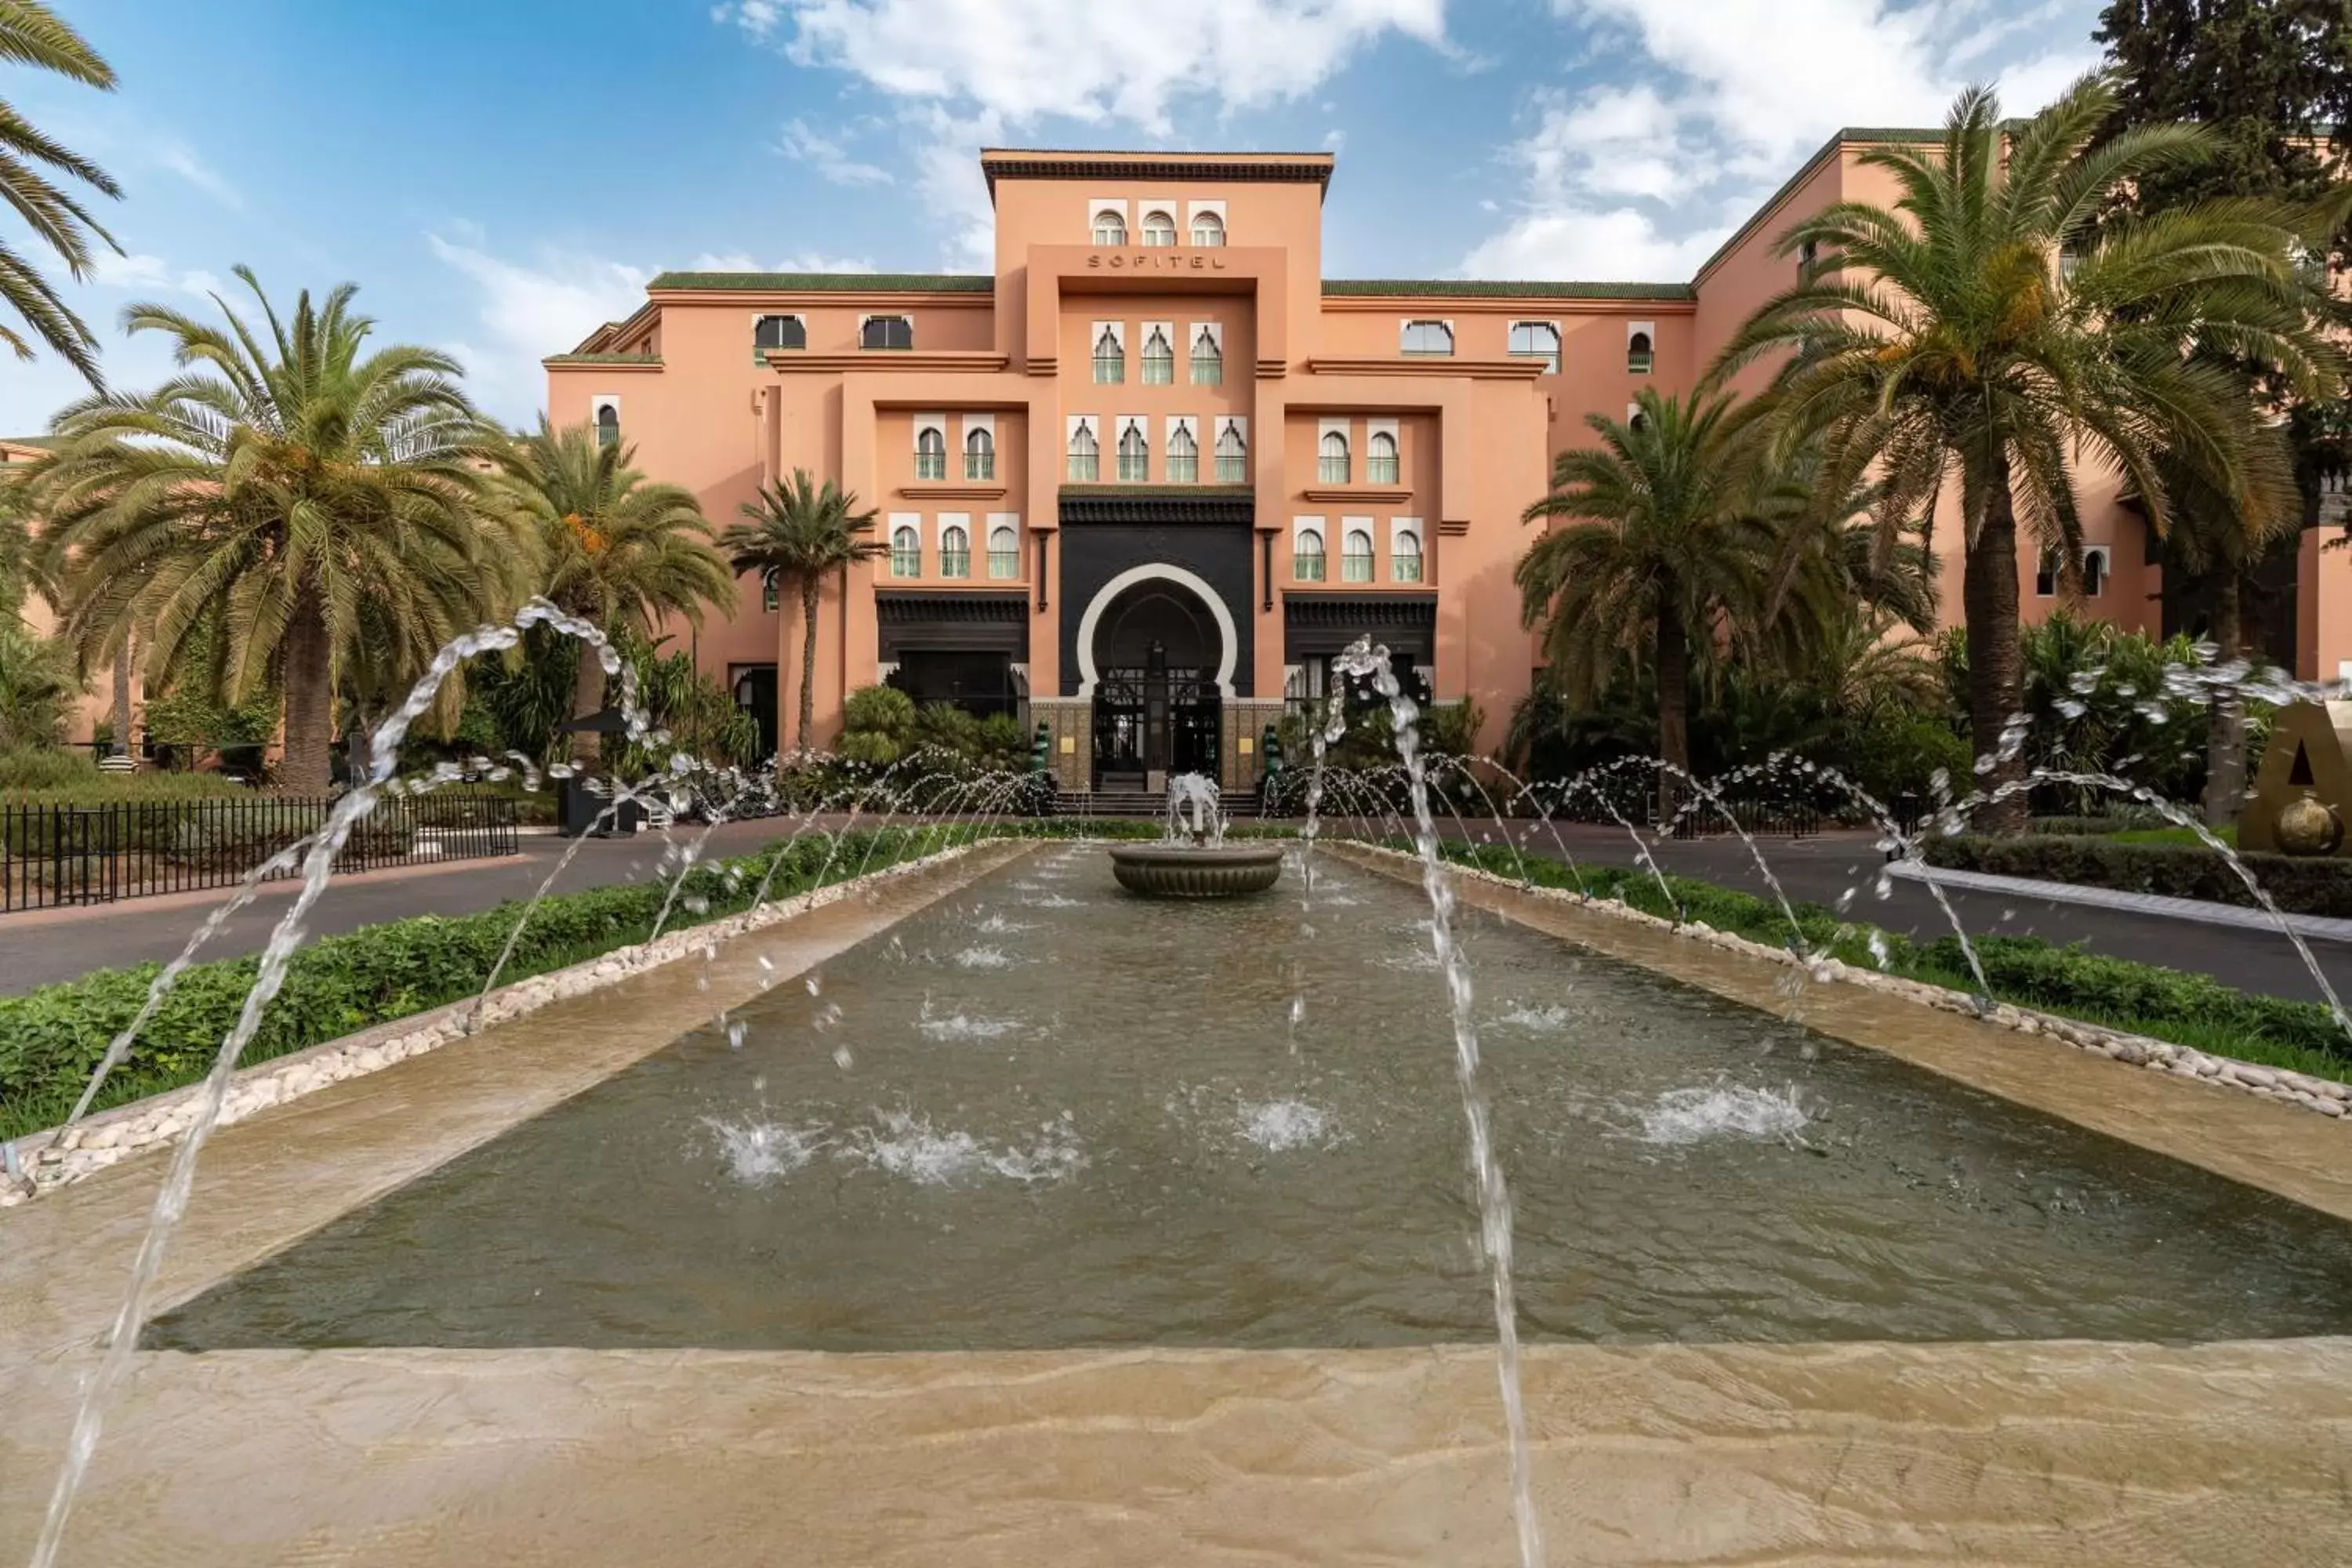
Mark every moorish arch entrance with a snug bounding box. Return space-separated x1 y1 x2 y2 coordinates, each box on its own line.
1080 572 1230 789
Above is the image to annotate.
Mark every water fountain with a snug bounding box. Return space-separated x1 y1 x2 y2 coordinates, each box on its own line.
1106 771 1284 897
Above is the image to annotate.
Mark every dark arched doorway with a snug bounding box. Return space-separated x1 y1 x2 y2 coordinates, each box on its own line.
1091 578 1222 788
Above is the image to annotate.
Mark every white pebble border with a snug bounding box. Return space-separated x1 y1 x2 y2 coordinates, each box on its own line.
1341 844 2352 1124
0 841 989 1207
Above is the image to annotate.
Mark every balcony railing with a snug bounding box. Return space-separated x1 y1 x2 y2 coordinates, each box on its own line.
1341 552 1374 583
1367 454 1399 485
1294 550 1327 582
891 549 922 577
988 550 1020 579
964 451 994 480
1192 356 1222 386
940 550 971 579
1116 454 1149 481
1142 352 1174 385
914 452 946 481
1318 456 1350 484
1166 456 1197 483
1069 453 1098 481
1093 354 1123 384
1393 554 1424 583
1214 455 1247 483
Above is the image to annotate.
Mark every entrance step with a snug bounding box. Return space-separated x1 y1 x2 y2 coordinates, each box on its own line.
1057 790 1261 819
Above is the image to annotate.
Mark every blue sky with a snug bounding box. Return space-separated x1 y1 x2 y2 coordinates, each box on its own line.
2 0 2105 433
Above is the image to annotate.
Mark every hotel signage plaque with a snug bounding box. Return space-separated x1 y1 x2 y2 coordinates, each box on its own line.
1087 253 1229 271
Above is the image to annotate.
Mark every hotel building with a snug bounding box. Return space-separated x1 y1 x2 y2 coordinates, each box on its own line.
551 138 2352 794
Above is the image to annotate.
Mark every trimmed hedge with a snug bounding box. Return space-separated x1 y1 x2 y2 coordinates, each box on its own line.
1436 842 2352 1078
0 824 971 1141
1922 834 2352 920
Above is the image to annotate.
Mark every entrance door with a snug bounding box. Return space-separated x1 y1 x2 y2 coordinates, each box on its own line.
730 664 779 760
1089 578 1224 787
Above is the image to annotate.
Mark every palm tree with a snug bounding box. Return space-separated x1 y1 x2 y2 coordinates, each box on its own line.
486 418 732 768
1714 74 2344 832
0 2 122 386
29 267 518 792
720 470 887 757
1517 389 1785 814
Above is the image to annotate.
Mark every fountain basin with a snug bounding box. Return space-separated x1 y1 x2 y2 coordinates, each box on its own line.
1108 841 1284 898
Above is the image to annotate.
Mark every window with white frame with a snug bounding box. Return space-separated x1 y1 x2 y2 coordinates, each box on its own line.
1626 401 1647 432
1091 204 1127 245
1139 208 1177 246
964 426 994 480
862 314 913 350
593 399 620 448
1116 418 1149 482
754 314 804 355
1627 323 1653 374
1392 521 1424 583
1399 319 1453 356
1341 521 1375 583
1167 418 1198 483
1092 322 1124 384
1214 417 1247 483
1189 321 1222 386
1293 518 1327 583
761 568 781 612
1318 426 1350 484
1191 210 1225 246
1068 417 1100 481
939 516 971 579
987 517 1019 579
2082 546 2110 597
914 422 947 481
1367 423 1399 485
1140 324 1174 384
891 521 921 578
1508 321 1559 372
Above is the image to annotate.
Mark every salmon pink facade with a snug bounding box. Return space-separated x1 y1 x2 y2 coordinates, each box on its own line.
546 140 2348 793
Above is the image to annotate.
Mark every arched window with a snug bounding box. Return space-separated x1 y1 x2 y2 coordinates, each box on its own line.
1798 240 1820 286
594 402 620 448
940 523 971 579
754 314 804 354
1214 419 1247 483
1508 321 1559 372
891 524 920 578
1092 325 1123 384
964 426 994 480
1318 430 1350 485
1294 526 1327 583
1191 211 1225 247
1190 325 1222 386
1627 329 1653 374
1399 320 1453 356
1116 421 1149 482
2034 549 2060 597
1092 209 1127 245
1140 209 1176 247
914 426 946 481
1068 421 1099 481
1393 527 1423 583
1342 526 1374 583
1167 423 1198 483
2082 546 2110 597
1140 325 1174 385
862 314 913 350
1367 430 1399 485
761 568 781 612
988 524 1018 579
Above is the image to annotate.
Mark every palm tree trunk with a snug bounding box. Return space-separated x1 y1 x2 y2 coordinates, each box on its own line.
2202 570 2245 829
798 573 822 756
279 589 335 794
1655 593 1690 824
108 634 132 760
1964 454 2027 836
571 638 606 771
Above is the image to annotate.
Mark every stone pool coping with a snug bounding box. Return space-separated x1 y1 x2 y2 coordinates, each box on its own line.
1 839 1005 1208
1329 842 2352 1225
6 837 2352 1566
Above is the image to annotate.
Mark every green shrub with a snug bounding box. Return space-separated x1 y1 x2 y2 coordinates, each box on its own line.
0 745 100 791
1923 834 2352 919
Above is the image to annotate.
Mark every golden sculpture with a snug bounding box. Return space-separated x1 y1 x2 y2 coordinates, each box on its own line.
2241 701 2352 857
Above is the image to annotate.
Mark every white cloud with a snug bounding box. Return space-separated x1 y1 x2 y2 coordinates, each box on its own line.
1464 0 2102 279
427 235 652 419
776 118 894 185
88 252 221 297
716 0 1447 132
156 142 244 211
687 250 879 273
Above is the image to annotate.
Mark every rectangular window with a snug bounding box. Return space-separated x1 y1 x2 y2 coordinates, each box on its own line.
1399 320 1454 356
1293 549 1327 582
1093 349 1123 383
862 315 913 350
1215 454 1246 483
1393 552 1423 583
941 547 971 579
989 549 1020 579
964 447 993 480
1167 451 1197 483
891 547 921 578
1191 354 1221 387
915 449 946 481
1069 450 1098 481
1367 451 1399 485
1116 448 1149 482
1341 552 1374 583
1319 452 1349 484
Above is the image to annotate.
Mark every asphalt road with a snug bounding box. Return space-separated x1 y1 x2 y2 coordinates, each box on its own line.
4 816 2349 1008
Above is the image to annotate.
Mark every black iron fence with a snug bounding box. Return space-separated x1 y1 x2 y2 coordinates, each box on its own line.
0 792 519 913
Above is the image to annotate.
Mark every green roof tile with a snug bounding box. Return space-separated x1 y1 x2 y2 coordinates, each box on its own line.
648 271 994 293
1324 278 1693 301
541 353 662 366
